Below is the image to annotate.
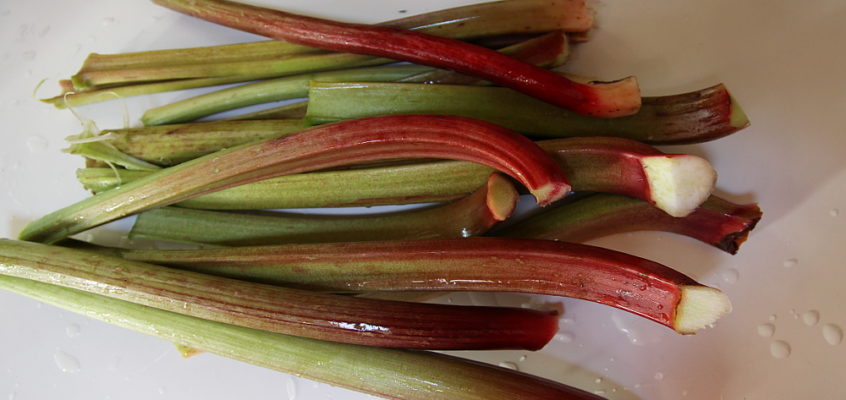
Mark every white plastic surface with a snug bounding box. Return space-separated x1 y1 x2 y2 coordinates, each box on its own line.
1 0 845 399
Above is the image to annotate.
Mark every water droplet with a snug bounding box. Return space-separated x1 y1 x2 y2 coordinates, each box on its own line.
518 355 527 362
213 168 221 173
769 314 778 322
822 324 843 345
284 375 297 400
101 17 115 26
634 383 641 389
757 323 775 337
561 317 574 324
460 227 472 238
769 340 791 359
682 390 689 397
830 208 840 217
720 268 739 284
801 310 820 326
654 372 664 381
65 323 81 338
554 332 573 343
498 361 518 371
53 350 81 373
608 357 615 363
611 313 645 346
783 258 798 268
594 378 603 384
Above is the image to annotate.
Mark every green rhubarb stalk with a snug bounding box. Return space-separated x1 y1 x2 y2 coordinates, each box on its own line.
305 82 750 144
0 275 601 399
21 115 570 244
66 141 162 171
141 31 570 125
0 239 558 350
84 119 306 166
120 237 732 334
76 161 491 207
228 100 308 120
140 65 428 125
75 136 715 216
129 173 517 246
499 194 763 255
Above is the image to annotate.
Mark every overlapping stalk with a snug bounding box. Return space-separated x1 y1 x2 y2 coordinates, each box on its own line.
153 0 639 117
75 137 715 216
0 274 603 399
129 173 518 246
119 237 731 334
305 82 749 144
20 115 570 244
0 239 558 350
500 194 762 254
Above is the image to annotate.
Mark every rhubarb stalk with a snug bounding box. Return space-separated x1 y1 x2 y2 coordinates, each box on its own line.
20 115 570 244
75 137 714 216
129 173 518 246
120 238 732 334
153 0 640 117
0 274 602 399
0 239 558 350
500 194 762 255
305 82 750 144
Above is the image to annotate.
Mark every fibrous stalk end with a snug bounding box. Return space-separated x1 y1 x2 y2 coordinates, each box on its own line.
674 285 732 334
530 181 571 207
588 76 641 118
642 155 716 217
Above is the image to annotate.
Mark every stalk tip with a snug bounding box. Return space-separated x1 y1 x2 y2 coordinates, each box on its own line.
530 181 571 207
485 174 519 221
674 285 732 334
642 155 716 217
586 76 641 117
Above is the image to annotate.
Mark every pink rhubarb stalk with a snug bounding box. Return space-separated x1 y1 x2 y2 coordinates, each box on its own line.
122 238 732 334
153 0 640 117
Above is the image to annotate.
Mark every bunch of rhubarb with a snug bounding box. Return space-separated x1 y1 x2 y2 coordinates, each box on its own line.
2 0 763 399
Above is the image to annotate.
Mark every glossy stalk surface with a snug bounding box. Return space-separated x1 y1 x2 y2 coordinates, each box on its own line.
0 239 558 350
0 274 601 399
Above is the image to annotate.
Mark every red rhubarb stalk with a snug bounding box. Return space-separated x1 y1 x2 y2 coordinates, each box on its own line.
0 239 558 350
121 238 731 334
501 194 762 255
19 115 570 244
152 0 640 117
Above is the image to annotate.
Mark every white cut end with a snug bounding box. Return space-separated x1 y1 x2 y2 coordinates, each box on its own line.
641 155 717 217
674 286 732 334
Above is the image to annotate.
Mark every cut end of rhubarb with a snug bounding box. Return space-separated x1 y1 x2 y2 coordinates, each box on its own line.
530 181 571 207
729 94 750 129
586 76 642 118
674 285 732 334
642 155 716 217
485 173 519 221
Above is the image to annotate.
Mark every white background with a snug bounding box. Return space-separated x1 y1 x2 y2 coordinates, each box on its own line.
1 0 845 399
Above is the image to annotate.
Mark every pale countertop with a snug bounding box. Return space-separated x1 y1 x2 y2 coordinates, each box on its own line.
1 1 845 399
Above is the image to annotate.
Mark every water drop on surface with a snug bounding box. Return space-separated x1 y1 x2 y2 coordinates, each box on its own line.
554 332 573 343
720 268 739 284
460 227 472 238
757 323 775 338
769 340 791 359
783 258 798 268
769 314 778 322
498 362 518 371
653 372 664 381
53 350 81 373
594 378 603 384
822 324 843 345
830 208 840 217
518 355 527 362
65 323 81 338
682 390 689 397
801 310 820 326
